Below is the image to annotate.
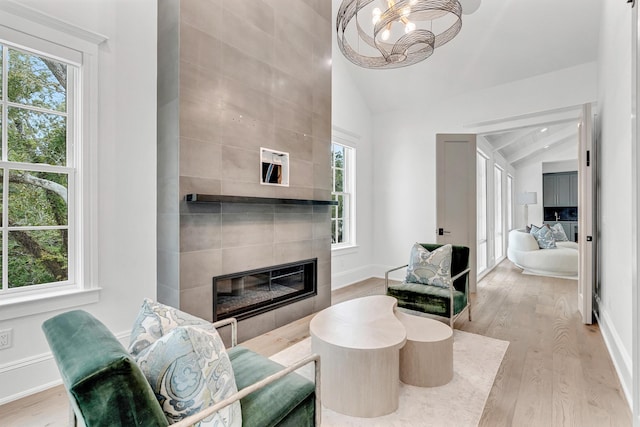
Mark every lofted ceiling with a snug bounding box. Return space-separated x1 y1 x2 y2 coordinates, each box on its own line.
331 0 601 166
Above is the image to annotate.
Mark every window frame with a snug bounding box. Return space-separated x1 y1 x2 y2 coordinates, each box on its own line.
331 139 356 250
494 165 504 261
0 3 106 320
476 150 488 274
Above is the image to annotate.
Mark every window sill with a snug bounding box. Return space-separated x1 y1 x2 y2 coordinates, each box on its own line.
0 287 101 321
331 244 360 255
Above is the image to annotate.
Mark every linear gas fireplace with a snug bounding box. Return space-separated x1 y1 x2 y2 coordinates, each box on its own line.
212 259 317 321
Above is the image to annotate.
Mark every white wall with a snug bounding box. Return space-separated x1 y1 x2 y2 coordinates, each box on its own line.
330 53 375 289
371 63 597 272
0 0 158 403
596 0 634 404
513 140 578 229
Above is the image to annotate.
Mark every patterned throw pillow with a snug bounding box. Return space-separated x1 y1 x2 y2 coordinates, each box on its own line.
531 225 557 249
550 223 568 241
405 243 453 288
129 298 216 357
135 325 242 427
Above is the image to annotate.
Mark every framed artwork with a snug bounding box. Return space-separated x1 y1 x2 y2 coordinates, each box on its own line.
260 148 289 186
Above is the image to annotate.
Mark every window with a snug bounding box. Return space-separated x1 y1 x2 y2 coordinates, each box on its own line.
331 142 355 247
0 43 74 293
476 151 488 274
0 6 104 314
494 166 504 260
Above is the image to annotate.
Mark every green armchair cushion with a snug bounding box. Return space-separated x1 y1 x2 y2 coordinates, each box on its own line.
387 282 467 316
228 346 315 427
135 325 241 427
42 310 168 427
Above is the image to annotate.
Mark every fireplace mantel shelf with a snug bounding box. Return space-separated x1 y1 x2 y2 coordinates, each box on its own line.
185 194 338 206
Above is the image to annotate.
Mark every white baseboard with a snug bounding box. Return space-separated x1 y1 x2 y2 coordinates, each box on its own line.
597 309 633 409
331 264 377 290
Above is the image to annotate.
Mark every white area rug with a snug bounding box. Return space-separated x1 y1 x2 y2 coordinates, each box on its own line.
270 330 509 427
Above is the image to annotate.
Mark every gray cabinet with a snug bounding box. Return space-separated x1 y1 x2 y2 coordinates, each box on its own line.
569 173 578 206
543 172 578 207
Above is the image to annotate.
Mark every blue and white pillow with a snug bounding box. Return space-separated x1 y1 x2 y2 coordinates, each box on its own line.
550 223 568 242
405 243 453 288
531 225 557 249
135 325 242 427
129 298 216 357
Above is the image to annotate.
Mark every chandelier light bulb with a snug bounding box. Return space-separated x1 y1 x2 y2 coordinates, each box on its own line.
381 28 391 41
372 15 380 24
405 22 416 33
401 6 411 17
372 7 381 16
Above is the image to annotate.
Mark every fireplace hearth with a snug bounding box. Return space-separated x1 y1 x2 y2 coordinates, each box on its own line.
213 259 317 321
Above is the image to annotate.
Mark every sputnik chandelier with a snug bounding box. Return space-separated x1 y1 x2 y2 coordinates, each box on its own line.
336 0 466 69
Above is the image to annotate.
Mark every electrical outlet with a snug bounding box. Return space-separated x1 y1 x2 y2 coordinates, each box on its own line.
0 329 12 350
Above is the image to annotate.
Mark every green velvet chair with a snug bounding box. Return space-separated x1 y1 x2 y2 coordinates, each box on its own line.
42 310 320 427
385 243 471 327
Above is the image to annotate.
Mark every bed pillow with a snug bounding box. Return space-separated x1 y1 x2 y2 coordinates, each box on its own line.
135 325 242 427
550 223 569 241
405 243 453 288
129 298 213 357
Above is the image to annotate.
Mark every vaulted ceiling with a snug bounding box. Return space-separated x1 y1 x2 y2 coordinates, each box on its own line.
331 0 601 165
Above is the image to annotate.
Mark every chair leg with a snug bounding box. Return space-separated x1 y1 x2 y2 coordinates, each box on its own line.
468 304 472 322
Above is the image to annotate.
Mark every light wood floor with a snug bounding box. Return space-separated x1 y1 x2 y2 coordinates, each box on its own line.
0 260 631 426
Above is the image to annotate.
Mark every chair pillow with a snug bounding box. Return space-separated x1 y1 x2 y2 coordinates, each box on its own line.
129 298 213 356
550 223 569 241
405 243 453 288
135 325 242 427
531 225 557 249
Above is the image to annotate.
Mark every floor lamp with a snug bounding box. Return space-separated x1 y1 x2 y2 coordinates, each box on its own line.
517 192 537 227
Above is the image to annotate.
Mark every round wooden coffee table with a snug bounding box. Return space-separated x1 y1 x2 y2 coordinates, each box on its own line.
395 310 454 387
309 295 406 417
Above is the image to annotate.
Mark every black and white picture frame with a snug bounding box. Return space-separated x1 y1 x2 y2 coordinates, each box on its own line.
260 147 289 186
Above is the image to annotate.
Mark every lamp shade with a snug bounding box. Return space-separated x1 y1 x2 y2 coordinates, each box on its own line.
517 192 537 205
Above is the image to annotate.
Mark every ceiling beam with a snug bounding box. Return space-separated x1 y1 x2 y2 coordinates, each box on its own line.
466 105 584 135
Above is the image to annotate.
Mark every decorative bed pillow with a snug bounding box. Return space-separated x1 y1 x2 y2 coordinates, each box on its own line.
531 226 557 249
129 298 213 357
550 223 568 241
135 325 242 427
405 243 453 288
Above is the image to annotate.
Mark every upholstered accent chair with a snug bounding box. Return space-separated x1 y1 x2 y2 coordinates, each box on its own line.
385 243 471 327
42 308 320 427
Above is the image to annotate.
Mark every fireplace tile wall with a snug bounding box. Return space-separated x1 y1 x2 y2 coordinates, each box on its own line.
158 0 332 342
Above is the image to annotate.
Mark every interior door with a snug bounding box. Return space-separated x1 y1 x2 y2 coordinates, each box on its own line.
578 103 594 324
436 134 477 292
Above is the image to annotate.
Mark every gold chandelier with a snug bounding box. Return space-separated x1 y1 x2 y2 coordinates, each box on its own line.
336 0 466 69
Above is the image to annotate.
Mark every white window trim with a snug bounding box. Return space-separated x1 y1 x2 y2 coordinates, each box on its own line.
0 2 106 318
331 125 358 251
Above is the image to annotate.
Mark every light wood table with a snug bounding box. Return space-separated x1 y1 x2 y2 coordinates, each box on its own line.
309 295 406 418
396 311 454 387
